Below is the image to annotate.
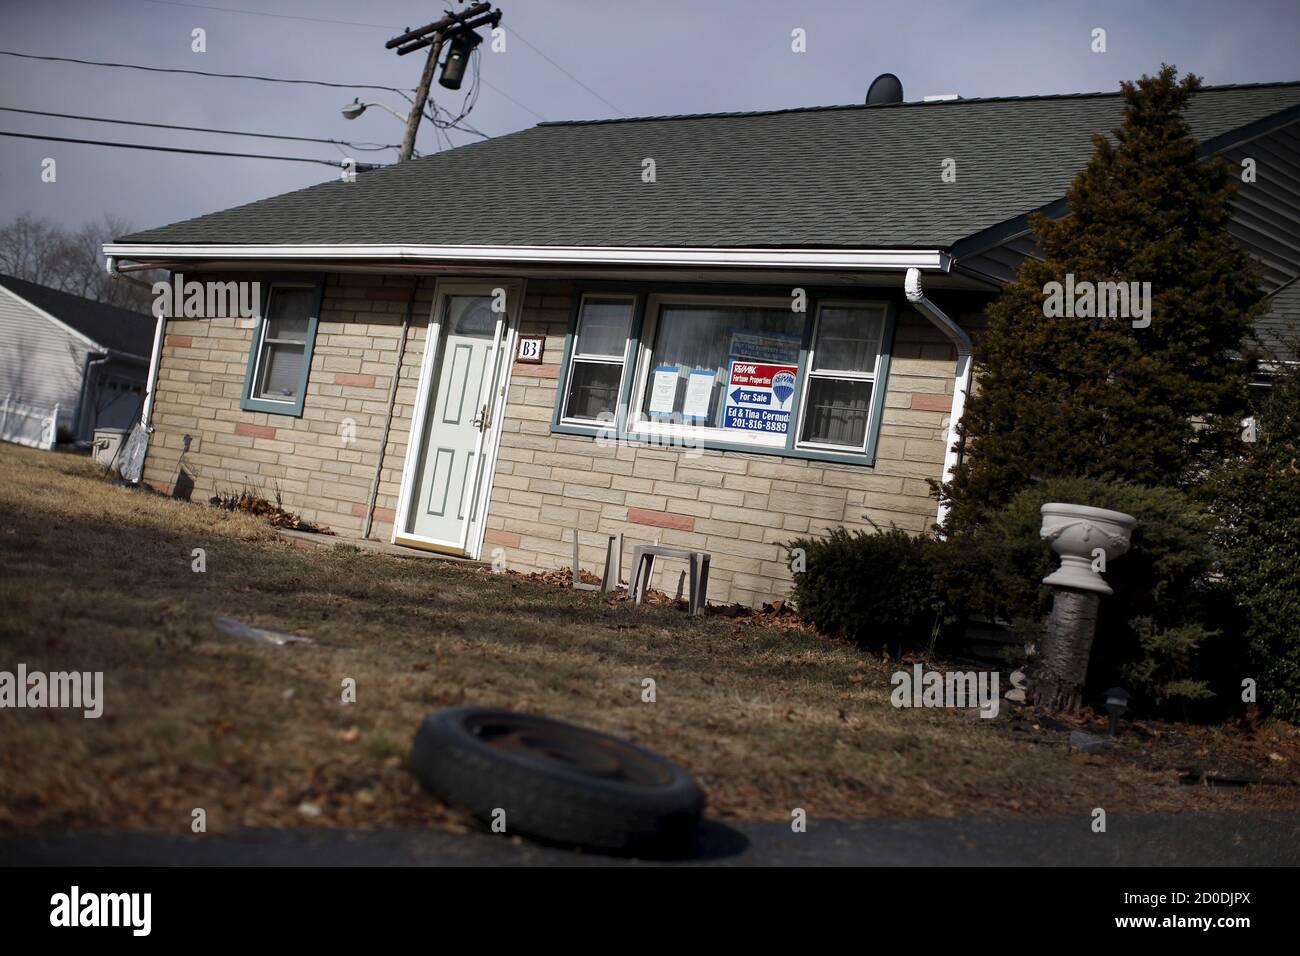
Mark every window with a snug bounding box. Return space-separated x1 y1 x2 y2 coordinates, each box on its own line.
242 282 321 416
555 289 893 463
560 295 635 423
632 298 803 447
446 294 496 335
797 303 886 452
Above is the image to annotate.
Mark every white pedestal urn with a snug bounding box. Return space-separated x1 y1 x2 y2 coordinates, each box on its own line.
1039 503 1136 595
1032 503 1137 712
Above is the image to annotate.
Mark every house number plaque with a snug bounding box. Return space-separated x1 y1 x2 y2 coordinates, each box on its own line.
516 334 544 364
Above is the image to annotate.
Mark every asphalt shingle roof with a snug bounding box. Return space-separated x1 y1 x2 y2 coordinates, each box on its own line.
119 82 1300 250
0 274 155 358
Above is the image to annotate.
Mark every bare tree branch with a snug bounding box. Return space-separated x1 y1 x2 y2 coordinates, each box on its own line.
0 213 163 313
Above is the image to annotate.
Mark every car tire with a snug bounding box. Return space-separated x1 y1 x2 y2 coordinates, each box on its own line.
411 707 705 855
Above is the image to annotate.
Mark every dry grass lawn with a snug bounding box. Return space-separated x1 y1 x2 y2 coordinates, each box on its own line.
1 441 1298 834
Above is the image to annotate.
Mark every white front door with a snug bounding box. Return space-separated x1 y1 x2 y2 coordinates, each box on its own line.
395 281 519 555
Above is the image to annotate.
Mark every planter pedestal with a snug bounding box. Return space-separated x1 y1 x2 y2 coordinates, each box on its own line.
1032 589 1101 712
1030 502 1136 712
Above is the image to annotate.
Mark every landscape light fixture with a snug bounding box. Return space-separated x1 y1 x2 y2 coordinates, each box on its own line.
439 29 483 90
1104 687 1130 736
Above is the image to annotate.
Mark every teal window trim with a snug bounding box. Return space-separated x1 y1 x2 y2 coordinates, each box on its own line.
549 294 584 429
794 299 896 460
241 275 325 417
613 294 649 437
552 291 642 432
864 306 896 464
550 282 899 467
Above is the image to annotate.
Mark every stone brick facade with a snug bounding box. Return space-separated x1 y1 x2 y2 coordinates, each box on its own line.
143 271 978 607
144 272 433 540
488 280 966 608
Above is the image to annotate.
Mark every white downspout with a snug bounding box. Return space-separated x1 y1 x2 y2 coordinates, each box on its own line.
139 304 165 433
106 256 165 485
106 256 163 432
904 267 972 533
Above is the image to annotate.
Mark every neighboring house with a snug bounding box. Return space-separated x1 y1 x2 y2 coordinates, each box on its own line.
1256 276 1300 363
103 79 1300 608
0 274 154 448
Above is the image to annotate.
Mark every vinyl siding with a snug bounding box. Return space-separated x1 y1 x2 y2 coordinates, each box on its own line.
0 283 91 432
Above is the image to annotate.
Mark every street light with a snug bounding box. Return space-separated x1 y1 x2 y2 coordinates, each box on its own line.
340 98 409 124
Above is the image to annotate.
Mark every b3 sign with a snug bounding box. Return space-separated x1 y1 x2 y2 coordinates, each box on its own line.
516 334 544 364
722 361 797 435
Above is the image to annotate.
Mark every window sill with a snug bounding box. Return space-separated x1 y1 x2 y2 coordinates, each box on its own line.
629 422 786 450
549 421 875 466
241 396 305 417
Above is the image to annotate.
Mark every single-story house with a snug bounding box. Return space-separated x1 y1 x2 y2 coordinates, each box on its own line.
103 79 1300 608
0 273 153 448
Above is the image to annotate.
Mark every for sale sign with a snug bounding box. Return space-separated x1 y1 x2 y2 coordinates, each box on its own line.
722 361 798 435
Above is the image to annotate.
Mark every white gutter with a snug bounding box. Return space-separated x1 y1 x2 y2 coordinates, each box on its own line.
103 242 950 273
904 267 972 534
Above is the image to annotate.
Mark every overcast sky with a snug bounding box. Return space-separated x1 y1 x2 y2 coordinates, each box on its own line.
1 0 1298 237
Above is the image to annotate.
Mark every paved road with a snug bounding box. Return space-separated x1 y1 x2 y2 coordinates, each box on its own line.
5 813 1299 866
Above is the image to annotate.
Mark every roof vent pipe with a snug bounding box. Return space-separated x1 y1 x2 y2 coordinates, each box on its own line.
904 267 972 535
866 73 904 105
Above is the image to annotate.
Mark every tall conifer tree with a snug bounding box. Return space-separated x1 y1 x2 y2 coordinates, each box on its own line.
943 66 1263 532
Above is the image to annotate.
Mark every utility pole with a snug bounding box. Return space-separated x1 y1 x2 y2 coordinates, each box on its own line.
400 37 445 164
387 3 502 162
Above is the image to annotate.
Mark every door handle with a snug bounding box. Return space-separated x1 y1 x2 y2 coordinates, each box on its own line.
473 403 492 432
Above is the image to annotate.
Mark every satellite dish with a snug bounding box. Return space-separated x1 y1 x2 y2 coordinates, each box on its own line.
866 73 904 105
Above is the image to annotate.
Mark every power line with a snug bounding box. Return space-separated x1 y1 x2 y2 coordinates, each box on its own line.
133 0 589 119
425 48 490 142
507 28 623 116
0 131 365 168
0 45 545 128
0 49 413 95
477 75 547 122
140 0 397 30
0 106 399 151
